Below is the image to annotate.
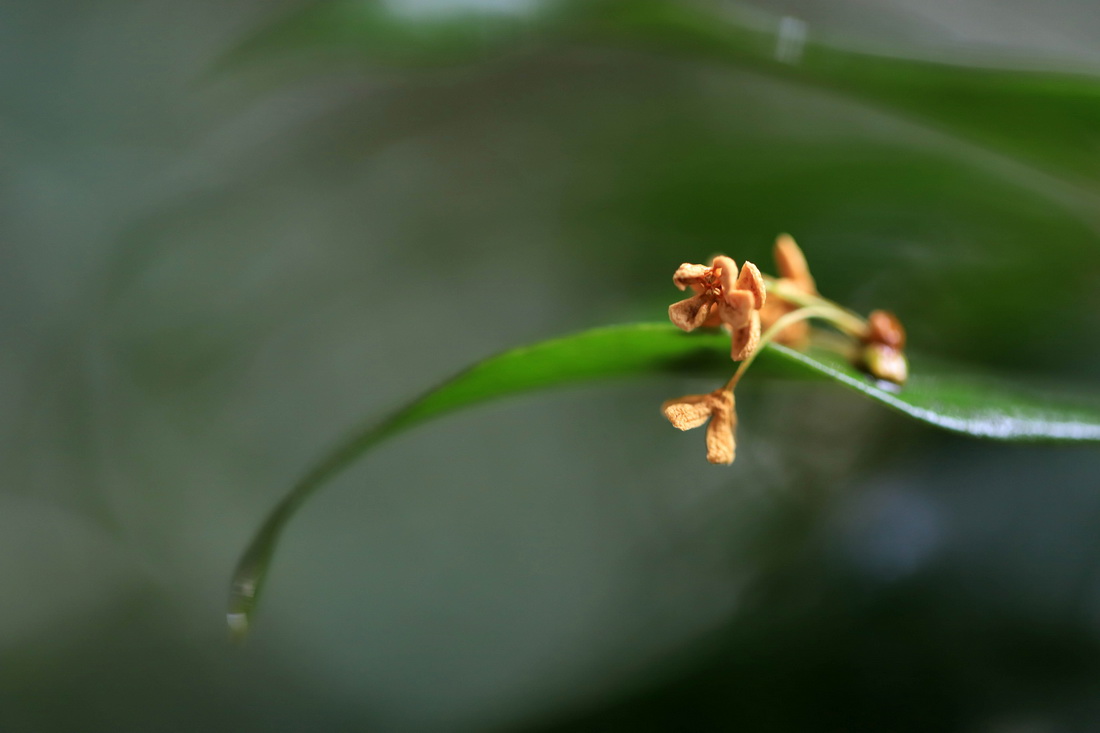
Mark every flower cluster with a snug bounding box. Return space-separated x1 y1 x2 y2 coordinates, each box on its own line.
661 235 909 465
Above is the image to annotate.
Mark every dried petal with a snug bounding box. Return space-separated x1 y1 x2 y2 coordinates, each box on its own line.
729 311 760 361
668 294 713 332
774 234 816 294
713 255 739 294
719 289 755 327
866 310 906 349
735 261 766 310
661 394 713 430
759 236 815 348
701 307 724 328
672 263 711 291
704 390 736 464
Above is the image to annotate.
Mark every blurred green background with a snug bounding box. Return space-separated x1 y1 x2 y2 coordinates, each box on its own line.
4 0 1100 730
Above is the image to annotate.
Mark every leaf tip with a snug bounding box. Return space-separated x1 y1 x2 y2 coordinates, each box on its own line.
227 611 251 643
227 571 260 643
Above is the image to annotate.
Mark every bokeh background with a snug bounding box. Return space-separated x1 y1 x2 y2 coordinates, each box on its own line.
4 0 1100 730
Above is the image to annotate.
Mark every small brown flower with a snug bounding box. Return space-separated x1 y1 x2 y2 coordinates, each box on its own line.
859 310 908 384
661 388 737 464
759 234 817 348
669 255 766 361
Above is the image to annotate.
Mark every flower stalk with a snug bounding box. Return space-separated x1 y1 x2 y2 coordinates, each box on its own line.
761 277 868 338
725 305 837 390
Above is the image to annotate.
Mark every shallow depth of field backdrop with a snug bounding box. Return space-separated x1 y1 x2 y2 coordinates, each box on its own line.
4 0 1100 731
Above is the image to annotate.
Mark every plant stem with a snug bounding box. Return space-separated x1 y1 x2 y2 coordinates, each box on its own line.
726 306 838 390
762 276 867 337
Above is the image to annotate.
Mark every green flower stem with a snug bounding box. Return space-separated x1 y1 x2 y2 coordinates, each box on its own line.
761 276 868 338
726 305 840 390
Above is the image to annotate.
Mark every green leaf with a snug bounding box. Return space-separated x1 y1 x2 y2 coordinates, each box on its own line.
227 0 1100 186
584 0 1100 186
223 0 550 72
228 322 1100 638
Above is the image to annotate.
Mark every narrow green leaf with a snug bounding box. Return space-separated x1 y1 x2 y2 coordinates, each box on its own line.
228 0 1100 185
582 1 1100 190
222 0 549 72
228 322 1100 638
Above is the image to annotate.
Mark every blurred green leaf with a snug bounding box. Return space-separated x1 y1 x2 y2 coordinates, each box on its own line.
588 0 1100 184
228 322 1100 638
225 0 550 70
230 0 1100 186
222 1 1100 369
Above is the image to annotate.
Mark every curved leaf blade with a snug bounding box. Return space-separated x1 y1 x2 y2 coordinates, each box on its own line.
227 323 731 639
228 322 1100 638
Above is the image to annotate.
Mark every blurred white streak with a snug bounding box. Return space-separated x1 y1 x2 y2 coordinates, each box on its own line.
384 0 540 19
775 16 807 64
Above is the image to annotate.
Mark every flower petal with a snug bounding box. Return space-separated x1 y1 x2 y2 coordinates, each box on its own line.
668 294 714 331
704 390 736 464
672 263 711 292
719 289 754 327
735 261 766 309
866 310 906 349
729 311 760 361
661 394 713 430
713 256 739 295
701 307 724 328
774 234 816 294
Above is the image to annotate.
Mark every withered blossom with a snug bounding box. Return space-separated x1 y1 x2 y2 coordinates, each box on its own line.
860 309 909 384
669 255 766 361
660 233 914 467
661 388 737 465
759 234 817 348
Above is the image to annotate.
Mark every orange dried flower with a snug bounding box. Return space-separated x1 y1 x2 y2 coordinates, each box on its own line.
866 309 906 349
759 234 817 348
860 310 908 384
661 388 737 465
669 255 766 361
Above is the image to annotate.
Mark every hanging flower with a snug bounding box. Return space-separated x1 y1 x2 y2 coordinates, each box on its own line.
668 255 766 361
759 234 817 348
661 388 737 465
